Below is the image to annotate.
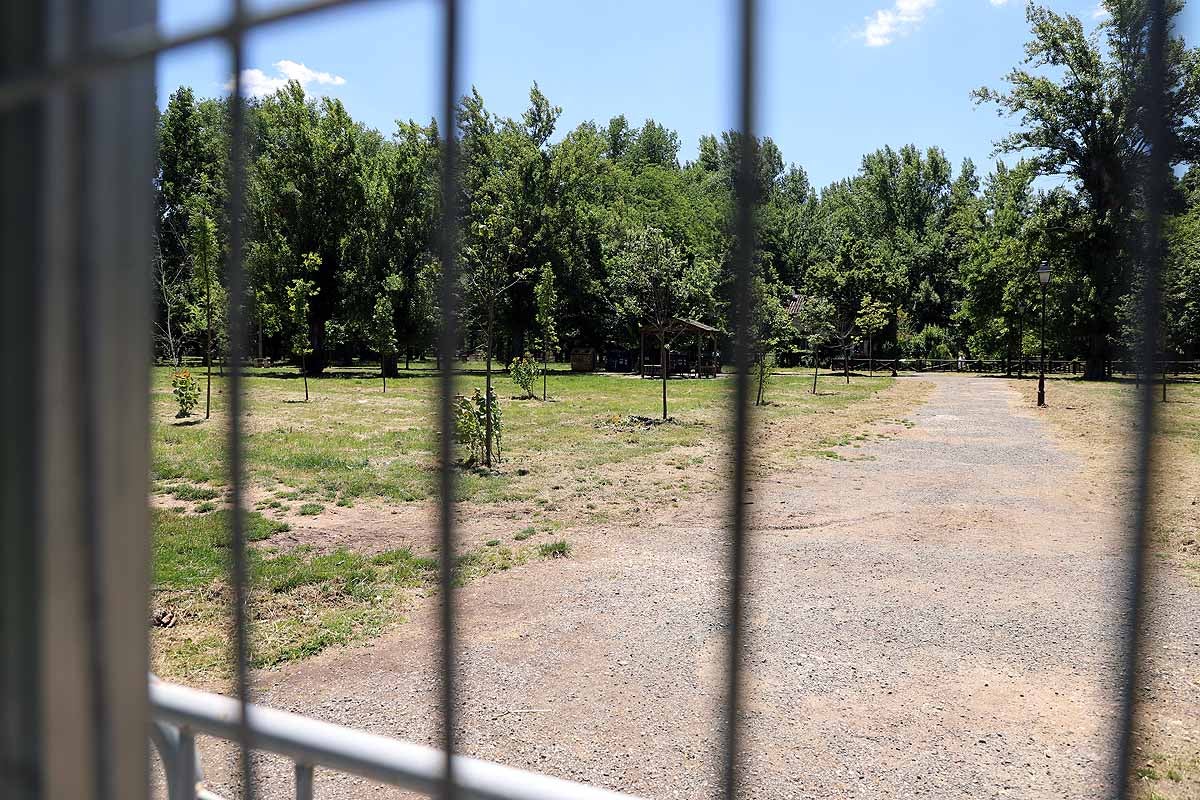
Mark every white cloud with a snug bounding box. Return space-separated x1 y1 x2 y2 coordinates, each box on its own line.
227 59 347 98
988 0 1011 5
858 0 937 47
1092 3 1111 20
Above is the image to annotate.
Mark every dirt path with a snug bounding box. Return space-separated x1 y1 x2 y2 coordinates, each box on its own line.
192 374 1199 799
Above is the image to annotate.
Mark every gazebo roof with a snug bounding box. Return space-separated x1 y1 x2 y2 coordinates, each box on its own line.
639 317 719 336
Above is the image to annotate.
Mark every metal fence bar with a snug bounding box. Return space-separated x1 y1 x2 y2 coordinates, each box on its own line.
177 728 196 800
722 0 757 798
1113 1 1170 797
222 1 255 798
67 2 116 798
150 681 647 800
436 1 462 798
294 763 314 800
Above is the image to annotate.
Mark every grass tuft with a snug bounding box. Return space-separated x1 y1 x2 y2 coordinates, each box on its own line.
538 539 572 559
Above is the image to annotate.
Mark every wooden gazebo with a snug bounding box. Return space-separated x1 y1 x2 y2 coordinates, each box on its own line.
639 317 720 378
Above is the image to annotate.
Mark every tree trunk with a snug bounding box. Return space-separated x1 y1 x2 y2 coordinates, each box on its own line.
661 340 668 420
307 318 328 375
1083 329 1109 380
868 335 873 377
812 346 819 395
755 358 766 406
302 354 309 402
844 346 850 384
543 347 548 401
204 255 212 419
485 309 494 468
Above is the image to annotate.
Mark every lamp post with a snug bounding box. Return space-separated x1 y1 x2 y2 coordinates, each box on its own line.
1037 260 1051 407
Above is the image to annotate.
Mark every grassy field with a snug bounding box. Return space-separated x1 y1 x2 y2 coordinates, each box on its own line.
1017 376 1200 574
151 363 921 682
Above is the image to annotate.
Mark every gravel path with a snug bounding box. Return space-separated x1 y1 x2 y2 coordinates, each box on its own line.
191 374 1199 799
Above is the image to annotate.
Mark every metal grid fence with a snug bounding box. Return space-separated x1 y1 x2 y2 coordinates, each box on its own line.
0 1 1174 798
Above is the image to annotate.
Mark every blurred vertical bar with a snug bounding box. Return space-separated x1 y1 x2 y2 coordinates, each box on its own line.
435 0 461 798
0 1 154 800
722 0 757 799
1114 1 1169 798
0 4 46 798
224 1 256 798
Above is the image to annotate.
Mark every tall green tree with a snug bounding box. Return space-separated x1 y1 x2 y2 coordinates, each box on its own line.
607 226 718 419
974 0 1200 378
248 81 368 374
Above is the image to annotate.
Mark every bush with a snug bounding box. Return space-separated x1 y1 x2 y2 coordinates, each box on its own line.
508 352 538 398
453 387 502 464
171 370 200 418
538 539 571 558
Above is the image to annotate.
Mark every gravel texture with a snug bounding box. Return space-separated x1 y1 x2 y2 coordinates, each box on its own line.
183 374 1199 799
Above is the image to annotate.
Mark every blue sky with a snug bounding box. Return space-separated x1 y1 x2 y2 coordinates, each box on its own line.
157 0 1192 190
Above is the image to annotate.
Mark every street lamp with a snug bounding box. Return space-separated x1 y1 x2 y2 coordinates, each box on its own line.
1037 260 1051 407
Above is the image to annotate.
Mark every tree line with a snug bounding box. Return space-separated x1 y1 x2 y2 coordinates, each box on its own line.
154 1 1200 383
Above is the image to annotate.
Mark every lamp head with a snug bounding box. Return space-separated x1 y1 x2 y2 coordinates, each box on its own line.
1038 261 1051 285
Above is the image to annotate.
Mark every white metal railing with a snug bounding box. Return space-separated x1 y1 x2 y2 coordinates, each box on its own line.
149 679 648 800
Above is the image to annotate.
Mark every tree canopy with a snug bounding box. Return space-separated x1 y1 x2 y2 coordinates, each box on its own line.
152 3 1200 378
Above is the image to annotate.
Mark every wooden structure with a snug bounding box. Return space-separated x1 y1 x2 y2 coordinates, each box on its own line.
570 348 597 372
639 318 720 378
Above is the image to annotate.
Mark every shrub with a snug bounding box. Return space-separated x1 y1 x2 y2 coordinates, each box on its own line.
171 370 200 418
298 503 324 516
453 387 502 464
538 539 571 558
508 352 538 398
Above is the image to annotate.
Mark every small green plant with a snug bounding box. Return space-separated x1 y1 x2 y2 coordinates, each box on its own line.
453 387 502 465
485 539 500 546
298 503 324 516
508 352 539 399
194 501 216 513
514 526 535 541
171 370 200 418
171 483 219 501
538 539 571 558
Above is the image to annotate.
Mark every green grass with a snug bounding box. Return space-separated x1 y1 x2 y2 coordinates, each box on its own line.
538 539 572 558
169 483 220 501
151 508 440 678
151 366 896 507
150 365 911 677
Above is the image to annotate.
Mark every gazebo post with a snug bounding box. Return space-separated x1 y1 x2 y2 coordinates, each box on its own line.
695 336 701 378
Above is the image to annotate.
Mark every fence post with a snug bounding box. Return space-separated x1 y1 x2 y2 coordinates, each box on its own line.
1 3 156 799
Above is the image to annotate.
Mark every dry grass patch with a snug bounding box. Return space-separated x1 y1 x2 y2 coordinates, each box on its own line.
1012 377 1200 570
